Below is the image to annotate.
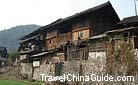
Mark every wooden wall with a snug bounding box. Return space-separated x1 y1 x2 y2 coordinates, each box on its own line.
46 37 57 50
44 12 117 50
45 28 72 50
57 32 72 45
72 28 89 41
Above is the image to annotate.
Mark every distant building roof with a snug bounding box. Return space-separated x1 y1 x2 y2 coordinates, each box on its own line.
0 47 7 52
118 16 138 24
105 27 138 33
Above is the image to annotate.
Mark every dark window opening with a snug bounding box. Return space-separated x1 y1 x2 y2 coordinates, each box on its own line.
124 32 129 37
45 60 49 64
49 40 52 44
134 31 138 49
134 32 138 37
123 32 129 42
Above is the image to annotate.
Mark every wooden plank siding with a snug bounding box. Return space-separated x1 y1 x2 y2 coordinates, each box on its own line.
46 37 57 51
72 28 90 41
72 19 90 41
45 27 72 51
57 32 72 46
45 28 58 51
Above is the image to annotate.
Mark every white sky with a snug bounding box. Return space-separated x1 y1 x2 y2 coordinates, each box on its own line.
0 0 137 31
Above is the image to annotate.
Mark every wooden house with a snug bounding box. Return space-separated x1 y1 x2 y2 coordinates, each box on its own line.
19 1 121 80
106 16 138 53
38 1 120 51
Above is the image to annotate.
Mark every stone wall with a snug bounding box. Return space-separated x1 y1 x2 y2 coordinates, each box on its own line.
63 51 106 75
33 64 55 80
60 51 106 85
20 63 32 79
63 60 80 76
19 48 138 84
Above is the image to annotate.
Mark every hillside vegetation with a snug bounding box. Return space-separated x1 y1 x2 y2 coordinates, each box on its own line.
0 25 41 53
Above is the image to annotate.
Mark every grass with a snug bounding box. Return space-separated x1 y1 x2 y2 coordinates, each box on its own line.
0 79 42 85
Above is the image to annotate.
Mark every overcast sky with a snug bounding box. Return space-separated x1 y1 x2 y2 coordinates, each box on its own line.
0 0 137 31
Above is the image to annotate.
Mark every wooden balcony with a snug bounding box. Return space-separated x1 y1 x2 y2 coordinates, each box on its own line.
20 45 40 54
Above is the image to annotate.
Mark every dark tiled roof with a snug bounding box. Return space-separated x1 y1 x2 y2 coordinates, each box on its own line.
41 1 119 29
22 1 120 39
118 16 138 24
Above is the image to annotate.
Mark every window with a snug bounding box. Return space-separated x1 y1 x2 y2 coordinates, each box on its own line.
78 31 83 38
123 32 129 42
124 32 129 38
45 59 49 64
134 31 138 37
134 32 138 49
49 40 52 44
